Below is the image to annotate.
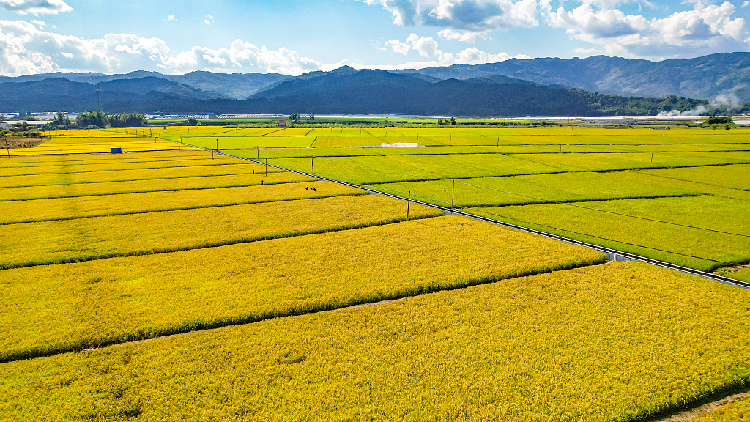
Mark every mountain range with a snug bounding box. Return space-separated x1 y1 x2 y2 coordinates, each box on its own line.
1 53 748 116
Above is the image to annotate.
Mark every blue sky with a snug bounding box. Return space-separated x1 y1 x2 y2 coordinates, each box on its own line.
1 0 749 76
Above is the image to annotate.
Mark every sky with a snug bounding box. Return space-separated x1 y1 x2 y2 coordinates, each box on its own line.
0 0 749 76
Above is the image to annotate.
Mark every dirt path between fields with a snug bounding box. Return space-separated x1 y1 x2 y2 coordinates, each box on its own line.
655 391 749 421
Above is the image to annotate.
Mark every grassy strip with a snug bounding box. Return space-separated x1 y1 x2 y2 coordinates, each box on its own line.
472 204 750 271
2 161 278 188
0 171 312 201
0 215 604 363
2 262 750 420
370 171 701 208
0 194 437 270
0 181 362 224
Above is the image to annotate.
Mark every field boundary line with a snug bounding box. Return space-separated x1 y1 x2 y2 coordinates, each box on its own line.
198 146 750 290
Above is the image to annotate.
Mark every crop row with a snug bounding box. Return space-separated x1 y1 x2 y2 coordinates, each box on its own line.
0 155 242 178
2 261 748 420
0 150 220 169
3 161 278 188
0 180 361 224
640 164 750 191
0 194 434 270
266 152 750 185
371 171 700 208
174 136 315 149
0 215 604 362
11 138 181 155
0 171 312 202
475 198 750 271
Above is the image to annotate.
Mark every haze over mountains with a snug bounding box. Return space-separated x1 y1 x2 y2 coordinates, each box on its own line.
1 53 749 117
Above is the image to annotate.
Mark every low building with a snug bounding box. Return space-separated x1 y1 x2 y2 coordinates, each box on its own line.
277 120 287 128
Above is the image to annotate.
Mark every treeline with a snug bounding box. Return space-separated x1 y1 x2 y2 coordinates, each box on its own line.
53 111 147 129
574 91 749 116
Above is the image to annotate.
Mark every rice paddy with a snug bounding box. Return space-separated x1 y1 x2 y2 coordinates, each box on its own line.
1 125 748 420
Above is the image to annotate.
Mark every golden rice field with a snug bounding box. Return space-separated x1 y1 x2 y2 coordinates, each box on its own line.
1 262 748 420
1 126 748 420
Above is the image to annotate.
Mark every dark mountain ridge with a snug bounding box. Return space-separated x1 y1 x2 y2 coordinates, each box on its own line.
398 53 750 101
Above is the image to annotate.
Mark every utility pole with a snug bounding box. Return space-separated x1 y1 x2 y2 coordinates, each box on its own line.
96 85 102 113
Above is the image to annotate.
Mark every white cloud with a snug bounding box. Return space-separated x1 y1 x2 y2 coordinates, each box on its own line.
364 0 538 31
379 32 529 68
743 1 749 7
438 28 487 42
30 19 45 27
203 14 214 25
545 1 749 59
166 15 176 22
0 0 72 15
0 20 322 76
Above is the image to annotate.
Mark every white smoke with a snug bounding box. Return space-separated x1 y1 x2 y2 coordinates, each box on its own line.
710 94 743 110
657 105 707 117
657 93 746 117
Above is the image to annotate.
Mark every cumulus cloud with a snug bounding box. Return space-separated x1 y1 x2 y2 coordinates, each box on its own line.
438 28 487 42
364 0 538 31
387 33 439 56
166 15 176 22
0 0 72 15
0 20 322 76
379 32 529 68
545 1 749 59
203 15 214 25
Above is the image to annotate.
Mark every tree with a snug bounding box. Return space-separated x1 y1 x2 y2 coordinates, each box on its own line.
186 117 199 126
450 117 457 125
75 110 107 128
53 112 70 127
289 113 300 122
308 112 314 120
110 113 147 127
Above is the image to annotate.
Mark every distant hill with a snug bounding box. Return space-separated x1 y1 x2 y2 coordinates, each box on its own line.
398 53 750 102
2 67 716 117
0 70 286 99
